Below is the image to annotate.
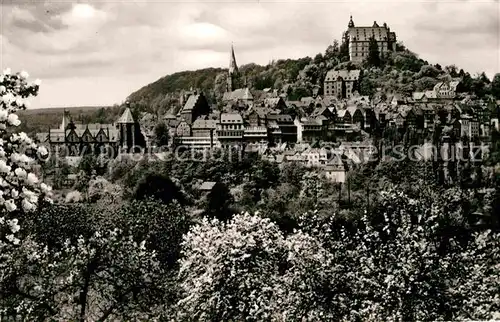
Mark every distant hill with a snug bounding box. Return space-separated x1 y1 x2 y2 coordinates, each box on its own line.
125 57 316 114
19 105 123 136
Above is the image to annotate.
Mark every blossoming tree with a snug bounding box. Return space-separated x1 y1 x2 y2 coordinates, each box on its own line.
0 70 166 321
177 212 347 321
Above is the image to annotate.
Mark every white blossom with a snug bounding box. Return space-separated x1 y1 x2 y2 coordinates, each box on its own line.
27 173 38 185
0 159 11 173
8 113 21 126
5 199 17 212
14 167 27 178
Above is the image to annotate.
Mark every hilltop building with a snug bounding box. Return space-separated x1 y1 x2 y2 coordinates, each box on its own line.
344 16 397 62
324 69 361 99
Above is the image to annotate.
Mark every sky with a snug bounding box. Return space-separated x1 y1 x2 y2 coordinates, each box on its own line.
1 0 499 108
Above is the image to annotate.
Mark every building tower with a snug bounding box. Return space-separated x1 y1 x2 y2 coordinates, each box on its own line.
227 43 241 92
60 109 69 130
116 104 136 151
348 15 355 28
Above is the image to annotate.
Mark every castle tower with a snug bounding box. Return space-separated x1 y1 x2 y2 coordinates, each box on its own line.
116 105 136 151
348 15 355 28
227 43 241 92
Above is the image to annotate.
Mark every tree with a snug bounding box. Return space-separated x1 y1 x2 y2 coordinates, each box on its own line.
491 73 500 99
324 40 340 61
177 213 346 321
3 230 166 321
366 37 381 67
132 173 185 205
204 182 234 222
0 69 53 316
445 65 459 77
153 122 169 147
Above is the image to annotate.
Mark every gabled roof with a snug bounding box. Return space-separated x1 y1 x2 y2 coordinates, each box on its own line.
223 88 253 101
424 91 437 99
117 108 135 124
163 113 176 120
220 112 243 123
337 109 348 118
263 97 283 108
181 94 200 113
347 105 362 116
413 92 425 100
199 181 216 191
267 114 293 123
192 119 217 129
325 69 361 82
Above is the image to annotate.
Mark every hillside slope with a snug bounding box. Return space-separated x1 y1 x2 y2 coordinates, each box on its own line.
126 42 499 114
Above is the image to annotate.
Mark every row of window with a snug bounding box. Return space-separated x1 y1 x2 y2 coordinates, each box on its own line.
216 131 244 137
220 124 243 130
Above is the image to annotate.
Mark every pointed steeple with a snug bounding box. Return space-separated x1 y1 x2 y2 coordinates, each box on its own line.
117 107 135 124
229 43 238 74
348 15 355 28
60 109 69 130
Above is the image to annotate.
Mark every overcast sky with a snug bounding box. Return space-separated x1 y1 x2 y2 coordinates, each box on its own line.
1 0 499 108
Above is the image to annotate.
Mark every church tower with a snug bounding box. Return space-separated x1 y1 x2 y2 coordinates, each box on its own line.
227 43 241 92
116 104 136 151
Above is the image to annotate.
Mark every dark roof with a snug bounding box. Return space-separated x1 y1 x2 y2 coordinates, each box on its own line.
181 94 200 113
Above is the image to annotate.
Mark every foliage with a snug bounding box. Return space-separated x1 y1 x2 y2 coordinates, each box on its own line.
153 122 170 146
132 173 185 205
65 190 83 203
1 231 165 321
0 69 53 284
366 37 381 67
87 176 122 204
203 182 234 222
177 213 343 321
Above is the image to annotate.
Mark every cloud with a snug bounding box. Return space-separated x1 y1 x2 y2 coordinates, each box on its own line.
1 0 498 108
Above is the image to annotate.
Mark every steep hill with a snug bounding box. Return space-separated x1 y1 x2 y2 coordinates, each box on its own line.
125 41 499 114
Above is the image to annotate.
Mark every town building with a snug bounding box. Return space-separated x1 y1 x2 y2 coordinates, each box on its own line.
222 88 254 108
267 114 297 143
295 117 325 143
38 107 142 156
324 69 361 99
433 79 462 99
179 92 210 125
217 113 244 147
323 155 346 183
344 16 397 62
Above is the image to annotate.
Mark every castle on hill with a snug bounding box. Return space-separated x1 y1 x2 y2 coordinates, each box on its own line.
344 15 397 62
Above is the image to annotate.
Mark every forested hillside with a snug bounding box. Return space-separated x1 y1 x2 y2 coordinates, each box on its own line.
125 39 500 114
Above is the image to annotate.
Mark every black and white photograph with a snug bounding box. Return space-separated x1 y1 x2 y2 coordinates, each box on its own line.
0 0 499 320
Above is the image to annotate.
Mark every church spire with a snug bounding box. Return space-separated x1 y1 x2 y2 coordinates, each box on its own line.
229 43 238 74
348 15 355 28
